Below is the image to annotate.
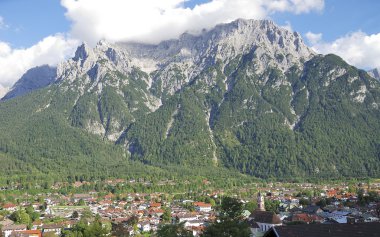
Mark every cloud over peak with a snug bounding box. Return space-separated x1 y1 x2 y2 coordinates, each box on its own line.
1 0 326 90
0 35 78 88
61 0 324 45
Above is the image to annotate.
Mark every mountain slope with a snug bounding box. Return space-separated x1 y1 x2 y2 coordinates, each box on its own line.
0 19 379 182
1 65 57 101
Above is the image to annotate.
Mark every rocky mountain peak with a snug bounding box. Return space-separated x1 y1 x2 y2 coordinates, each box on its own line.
207 18 314 65
368 67 380 81
9 19 317 103
51 18 317 110
73 42 93 62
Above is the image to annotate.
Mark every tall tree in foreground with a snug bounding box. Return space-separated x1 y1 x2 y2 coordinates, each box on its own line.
202 197 250 237
157 222 193 237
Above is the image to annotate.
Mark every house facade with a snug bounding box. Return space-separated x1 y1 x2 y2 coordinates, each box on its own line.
193 202 212 212
2 224 27 237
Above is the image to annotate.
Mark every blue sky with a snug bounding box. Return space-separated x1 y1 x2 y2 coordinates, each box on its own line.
0 0 69 48
272 0 380 41
1 0 380 95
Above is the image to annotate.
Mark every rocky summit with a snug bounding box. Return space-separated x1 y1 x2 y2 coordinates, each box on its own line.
368 67 380 81
1 19 380 181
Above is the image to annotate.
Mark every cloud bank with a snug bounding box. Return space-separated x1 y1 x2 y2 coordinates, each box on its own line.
306 31 380 69
61 0 324 45
0 35 78 90
0 84 8 98
0 0 325 90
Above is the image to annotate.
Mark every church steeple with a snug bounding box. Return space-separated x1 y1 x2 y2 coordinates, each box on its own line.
257 192 265 211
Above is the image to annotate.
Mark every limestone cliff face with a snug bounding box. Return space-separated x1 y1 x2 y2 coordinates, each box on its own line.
50 19 314 141
368 68 380 81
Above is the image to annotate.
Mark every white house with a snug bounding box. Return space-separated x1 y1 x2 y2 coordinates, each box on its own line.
42 223 65 236
193 202 212 212
2 224 27 237
177 213 198 223
184 220 204 228
138 221 151 232
2 203 17 212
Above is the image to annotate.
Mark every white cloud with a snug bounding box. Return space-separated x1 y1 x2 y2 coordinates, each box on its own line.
61 0 325 45
266 0 324 14
305 31 322 45
0 35 79 88
280 21 293 32
0 84 9 98
308 31 380 69
0 0 325 90
0 42 12 56
0 16 8 30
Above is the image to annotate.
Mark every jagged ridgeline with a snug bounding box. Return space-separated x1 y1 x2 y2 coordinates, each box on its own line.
1 19 380 182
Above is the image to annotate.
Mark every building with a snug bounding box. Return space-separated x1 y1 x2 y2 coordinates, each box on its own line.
138 221 151 232
42 223 66 236
258 192 265 211
263 222 380 237
177 213 198 223
249 192 282 237
9 230 42 237
193 202 212 212
149 203 161 209
2 203 17 212
291 213 324 224
2 224 27 237
72 193 93 203
184 220 205 228
250 211 282 233
302 205 323 215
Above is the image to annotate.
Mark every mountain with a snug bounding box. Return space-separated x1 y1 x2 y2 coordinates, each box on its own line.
368 68 380 81
0 19 380 183
1 65 57 101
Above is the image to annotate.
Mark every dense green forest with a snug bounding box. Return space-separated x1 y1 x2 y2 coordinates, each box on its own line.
120 54 380 179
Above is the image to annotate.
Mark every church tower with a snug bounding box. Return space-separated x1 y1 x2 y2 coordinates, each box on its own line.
257 192 265 211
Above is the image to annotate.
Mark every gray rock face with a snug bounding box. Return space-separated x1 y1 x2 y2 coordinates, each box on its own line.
57 19 314 97
51 19 316 141
368 68 380 81
2 19 315 103
1 65 57 101
3 19 315 141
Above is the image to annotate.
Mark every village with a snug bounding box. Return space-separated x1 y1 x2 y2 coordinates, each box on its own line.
1 179 380 236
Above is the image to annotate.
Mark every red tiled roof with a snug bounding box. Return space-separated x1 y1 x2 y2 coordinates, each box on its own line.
99 200 113 205
191 226 206 231
250 211 282 224
327 190 338 197
292 213 323 223
150 203 161 208
104 193 115 199
11 230 42 237
3 203 17 208
193 202 212 207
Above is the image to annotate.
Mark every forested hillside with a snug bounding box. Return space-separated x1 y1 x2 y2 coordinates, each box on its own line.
0 19 379 184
